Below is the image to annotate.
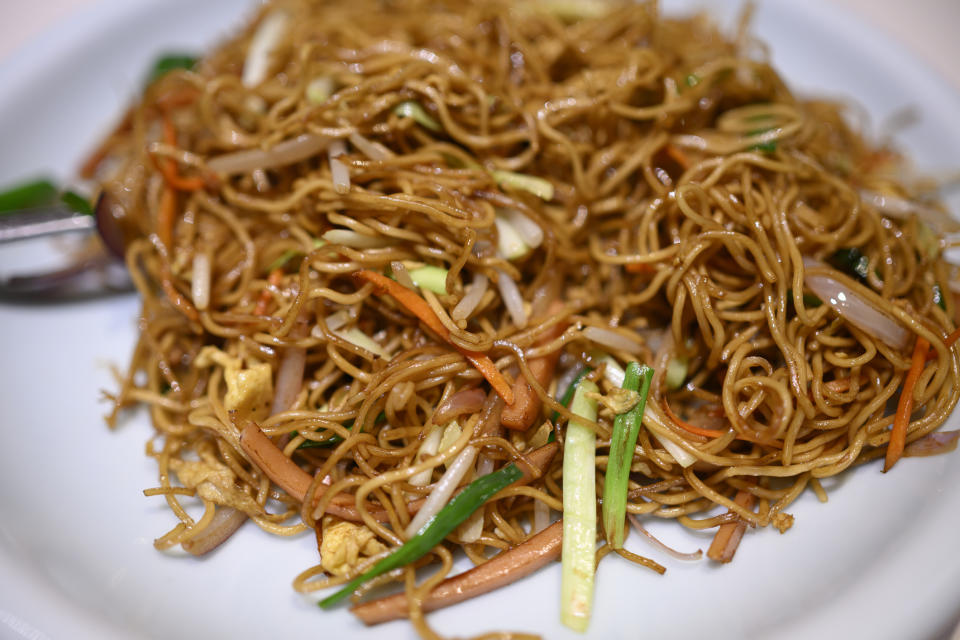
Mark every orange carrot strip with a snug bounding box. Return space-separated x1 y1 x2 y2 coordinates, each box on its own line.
624 262 656 274
926 326 960 362
254 268 285 316
355 270 514 404
884 336 930 472
707 489 755 563
159 113 207 191
664 144 690 170
663 398 726 438
157 186 177 249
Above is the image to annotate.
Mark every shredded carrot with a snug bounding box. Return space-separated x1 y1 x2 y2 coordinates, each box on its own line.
707 489 755 563
157 186 177 249
926 326 960 362
159 113 208 191
884 336 930 472
254 268 285 316
663 397 726 438
355 269 515 404
664 144 690 170
624 262 656 274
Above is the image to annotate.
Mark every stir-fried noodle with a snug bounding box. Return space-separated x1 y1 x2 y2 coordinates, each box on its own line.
96 0 960 636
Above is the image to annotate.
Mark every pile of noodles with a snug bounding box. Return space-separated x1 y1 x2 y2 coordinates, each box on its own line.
96 0 960 636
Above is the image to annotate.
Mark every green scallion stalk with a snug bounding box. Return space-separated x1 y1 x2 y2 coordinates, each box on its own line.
393 100 442 132
664 356 688 391
318 463 522 609
0 179 58 213
560 378 599 632
934 283 946 311
146 53 198 85
408 264 449 295
602 363 653 548
492 170 554 201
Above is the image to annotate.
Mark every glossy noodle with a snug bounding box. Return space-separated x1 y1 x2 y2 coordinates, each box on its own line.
96 0 960 636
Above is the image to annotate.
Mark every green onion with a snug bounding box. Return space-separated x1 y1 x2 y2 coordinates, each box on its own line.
306 76 335 104
60 190 93 216
829 247 871 281
394 100 442 132
146 53 198 85
319 463 522 608
0 179 58 213
408 264 449 295
685 73 700 87
934 283 946 311
492 170 554 201
560 378 599 632
664 356 688 391
266 249 301 272
552 367 592 422
602 363 653 548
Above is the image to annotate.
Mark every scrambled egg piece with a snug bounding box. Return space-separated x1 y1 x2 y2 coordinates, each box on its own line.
320 516 386 577
771 512 795 534
168 455 261 514
195 346 273 420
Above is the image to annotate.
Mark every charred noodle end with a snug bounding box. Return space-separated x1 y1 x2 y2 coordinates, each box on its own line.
351 520 562 624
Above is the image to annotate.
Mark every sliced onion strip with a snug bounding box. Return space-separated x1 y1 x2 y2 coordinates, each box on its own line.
497 269 527 329
208 133 328 174
803 259 909 350
583 325 643 354
452 273 488 321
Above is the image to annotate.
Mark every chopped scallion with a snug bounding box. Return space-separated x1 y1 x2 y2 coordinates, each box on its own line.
561 378 599 632
394 100 442 132
408 264 449 295
602 362 653 548
0 179 58 213
492 170 554 201
664 356 688 391
146 53 198 85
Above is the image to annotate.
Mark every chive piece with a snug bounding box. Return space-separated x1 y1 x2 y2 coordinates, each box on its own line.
491 170 555 201
0 179 58 213
829 248 870 281
408 264 449 295
552 367 592 422
685 73 700 87
560 378 599 632
60 191 94 216
603 363 653 548
934 283 946 311
319 463 523 608
664 356 688 391
146 53 198 85
394 100 442 132
266 249 302 273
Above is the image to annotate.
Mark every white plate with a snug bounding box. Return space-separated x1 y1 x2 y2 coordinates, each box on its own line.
1 1 958 639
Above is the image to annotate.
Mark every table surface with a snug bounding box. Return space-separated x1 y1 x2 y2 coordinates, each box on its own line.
1 2 959 639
